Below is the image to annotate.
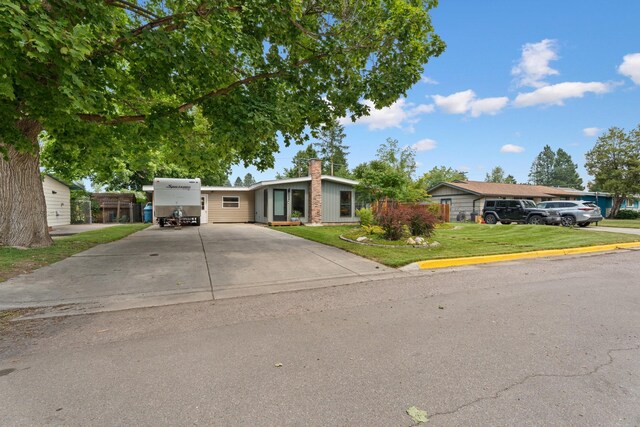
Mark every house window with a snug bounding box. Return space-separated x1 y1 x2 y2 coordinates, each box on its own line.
292 189 305 216
340 191 352 217
263 189 268 217
440 198 452 205
222 196 240 208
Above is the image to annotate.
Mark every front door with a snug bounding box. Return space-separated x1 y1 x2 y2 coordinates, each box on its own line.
273 189 287 221
200 195 208 223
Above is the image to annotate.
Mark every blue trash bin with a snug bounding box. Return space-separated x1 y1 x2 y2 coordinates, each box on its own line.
143 202 153 223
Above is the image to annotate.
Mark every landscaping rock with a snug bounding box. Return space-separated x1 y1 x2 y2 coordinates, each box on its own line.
430 241 440 248
415 236 425 244
406 237 416 245
356 236 369 242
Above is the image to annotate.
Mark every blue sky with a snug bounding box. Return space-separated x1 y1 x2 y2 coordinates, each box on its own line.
232 1 640 187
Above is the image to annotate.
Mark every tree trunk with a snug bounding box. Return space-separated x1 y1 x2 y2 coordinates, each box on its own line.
609 196 624 218
0 119 53 247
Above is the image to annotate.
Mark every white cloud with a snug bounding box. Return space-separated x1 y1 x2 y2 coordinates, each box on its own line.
500 144 525 153
470 97 510 117
340 99 434 130
421 75 439 85
512 39 560 88
583 127 602 137
411 139 437 152
513 82 614 107
618 53 640 85
432 90 509 117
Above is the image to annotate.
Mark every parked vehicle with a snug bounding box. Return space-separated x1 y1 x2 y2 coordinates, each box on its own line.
482 199 561 225
536 200 603 227
152 178 202 227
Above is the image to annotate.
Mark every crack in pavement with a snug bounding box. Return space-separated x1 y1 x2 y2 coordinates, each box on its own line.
428 344 640 420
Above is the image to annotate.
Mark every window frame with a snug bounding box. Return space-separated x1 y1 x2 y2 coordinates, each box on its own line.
222 195 240 208
291 189 306 217
339 191 352 217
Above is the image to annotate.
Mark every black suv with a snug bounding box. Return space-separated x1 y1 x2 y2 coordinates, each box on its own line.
482 199 561 225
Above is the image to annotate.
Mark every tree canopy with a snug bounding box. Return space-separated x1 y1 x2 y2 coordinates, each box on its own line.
585 125 640 217
278 144 319 178
528 145 583 189
353 138 426 203
0 0 445 247
314 121 350 177
421 166 467 190
484 166 516 184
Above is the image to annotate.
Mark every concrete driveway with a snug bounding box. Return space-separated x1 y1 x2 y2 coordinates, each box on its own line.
0 224 398 315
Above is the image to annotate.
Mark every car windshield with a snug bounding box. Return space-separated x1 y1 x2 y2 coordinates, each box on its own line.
522 200 537 208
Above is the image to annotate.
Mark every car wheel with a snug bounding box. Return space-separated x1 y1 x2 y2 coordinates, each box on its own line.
578 222 589 228
528 215 543 225
561 216 576 227
484 213 497 224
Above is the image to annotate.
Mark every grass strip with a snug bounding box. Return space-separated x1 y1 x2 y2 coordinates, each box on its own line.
598 219 640 229
274 223 640 267
0 224 149 282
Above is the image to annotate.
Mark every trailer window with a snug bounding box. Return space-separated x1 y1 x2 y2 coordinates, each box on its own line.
222 196 240 208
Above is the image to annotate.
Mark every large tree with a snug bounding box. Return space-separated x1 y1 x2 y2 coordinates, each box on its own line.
585 126 640 218
0 1 445 247
528 145 583 189
421 166 467 190
484 166 516 184
528 145 556 185
278 144 319 178
314 121 350 177
353 138 426 202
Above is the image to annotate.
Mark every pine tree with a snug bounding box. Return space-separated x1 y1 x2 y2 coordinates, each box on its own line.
314 122 350 177
528 145 556 185
233 177 244 187
243 173 256 187
281 145 319 178
551 149 584 189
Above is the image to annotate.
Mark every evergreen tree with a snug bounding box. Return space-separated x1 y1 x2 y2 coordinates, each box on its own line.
314 122 350 177
234 177 244 187
528 145 556 185
224 179 232 187
243 173 256 187
551 149 584 189
280 145 319 178
484 166 514 183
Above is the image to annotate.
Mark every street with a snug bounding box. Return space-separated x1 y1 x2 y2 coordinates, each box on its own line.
1 249 639 426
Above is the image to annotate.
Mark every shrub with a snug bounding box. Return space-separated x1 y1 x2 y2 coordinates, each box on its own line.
375 206 409 240
425 203 444 222
615 209 640 219
356 207 374 226
362 224 384 235
401 204 438 237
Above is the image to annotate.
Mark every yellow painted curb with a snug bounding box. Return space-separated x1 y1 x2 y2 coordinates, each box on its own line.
416 242 640 270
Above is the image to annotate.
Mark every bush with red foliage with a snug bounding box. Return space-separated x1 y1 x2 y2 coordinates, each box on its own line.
374 204 437 240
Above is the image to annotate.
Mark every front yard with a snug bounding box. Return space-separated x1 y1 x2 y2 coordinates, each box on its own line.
275 223 640 267
599 219 640 229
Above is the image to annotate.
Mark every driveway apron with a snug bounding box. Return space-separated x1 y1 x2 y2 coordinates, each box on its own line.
0 224 394 315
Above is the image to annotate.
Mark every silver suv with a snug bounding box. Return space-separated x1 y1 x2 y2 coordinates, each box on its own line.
536 200 603 227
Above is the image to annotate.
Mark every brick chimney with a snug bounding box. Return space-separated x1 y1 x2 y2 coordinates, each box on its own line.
308 159 322 224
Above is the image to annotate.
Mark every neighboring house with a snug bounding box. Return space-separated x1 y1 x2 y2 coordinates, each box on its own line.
42 174 71 227
143 159 360 225
428 181 579 222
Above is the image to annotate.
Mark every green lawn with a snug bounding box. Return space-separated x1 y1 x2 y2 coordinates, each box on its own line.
598 219 640 229
274 223 640 267
0 224 149 282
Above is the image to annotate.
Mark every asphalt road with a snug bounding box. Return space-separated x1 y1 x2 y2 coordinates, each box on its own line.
1 250 639 426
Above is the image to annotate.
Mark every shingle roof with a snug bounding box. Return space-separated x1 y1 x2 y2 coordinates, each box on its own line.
430 180 577 198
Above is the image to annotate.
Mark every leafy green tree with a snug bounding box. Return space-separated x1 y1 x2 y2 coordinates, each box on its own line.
314 121 350 177
0 1 445 247
353 138 426 203
234 177 244 187
279 144 319 178
243 173 256 187
528 145 556 185
585 126 640 217
421 166 468 190
551 148 583 190
485 166 516 183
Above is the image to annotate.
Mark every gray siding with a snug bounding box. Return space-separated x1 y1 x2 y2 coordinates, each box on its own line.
255 183 310 223
321 181 358 223
43 176 70 227
430 187 483 222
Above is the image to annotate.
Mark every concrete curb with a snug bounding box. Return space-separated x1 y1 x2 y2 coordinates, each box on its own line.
413 242 640 270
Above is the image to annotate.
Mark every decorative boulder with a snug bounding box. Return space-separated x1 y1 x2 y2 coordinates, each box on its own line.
414 236 425 244
430 241 441 248
356 236 369 242
406 237 416 245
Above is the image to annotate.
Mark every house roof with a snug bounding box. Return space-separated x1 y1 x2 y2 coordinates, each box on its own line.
428 180 577 198
142 175 358 192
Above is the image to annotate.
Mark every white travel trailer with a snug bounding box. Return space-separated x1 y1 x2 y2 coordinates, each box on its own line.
152 178 202 226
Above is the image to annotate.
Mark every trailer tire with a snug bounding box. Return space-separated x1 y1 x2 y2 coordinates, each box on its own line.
159 218 165 227
195 217 201 226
